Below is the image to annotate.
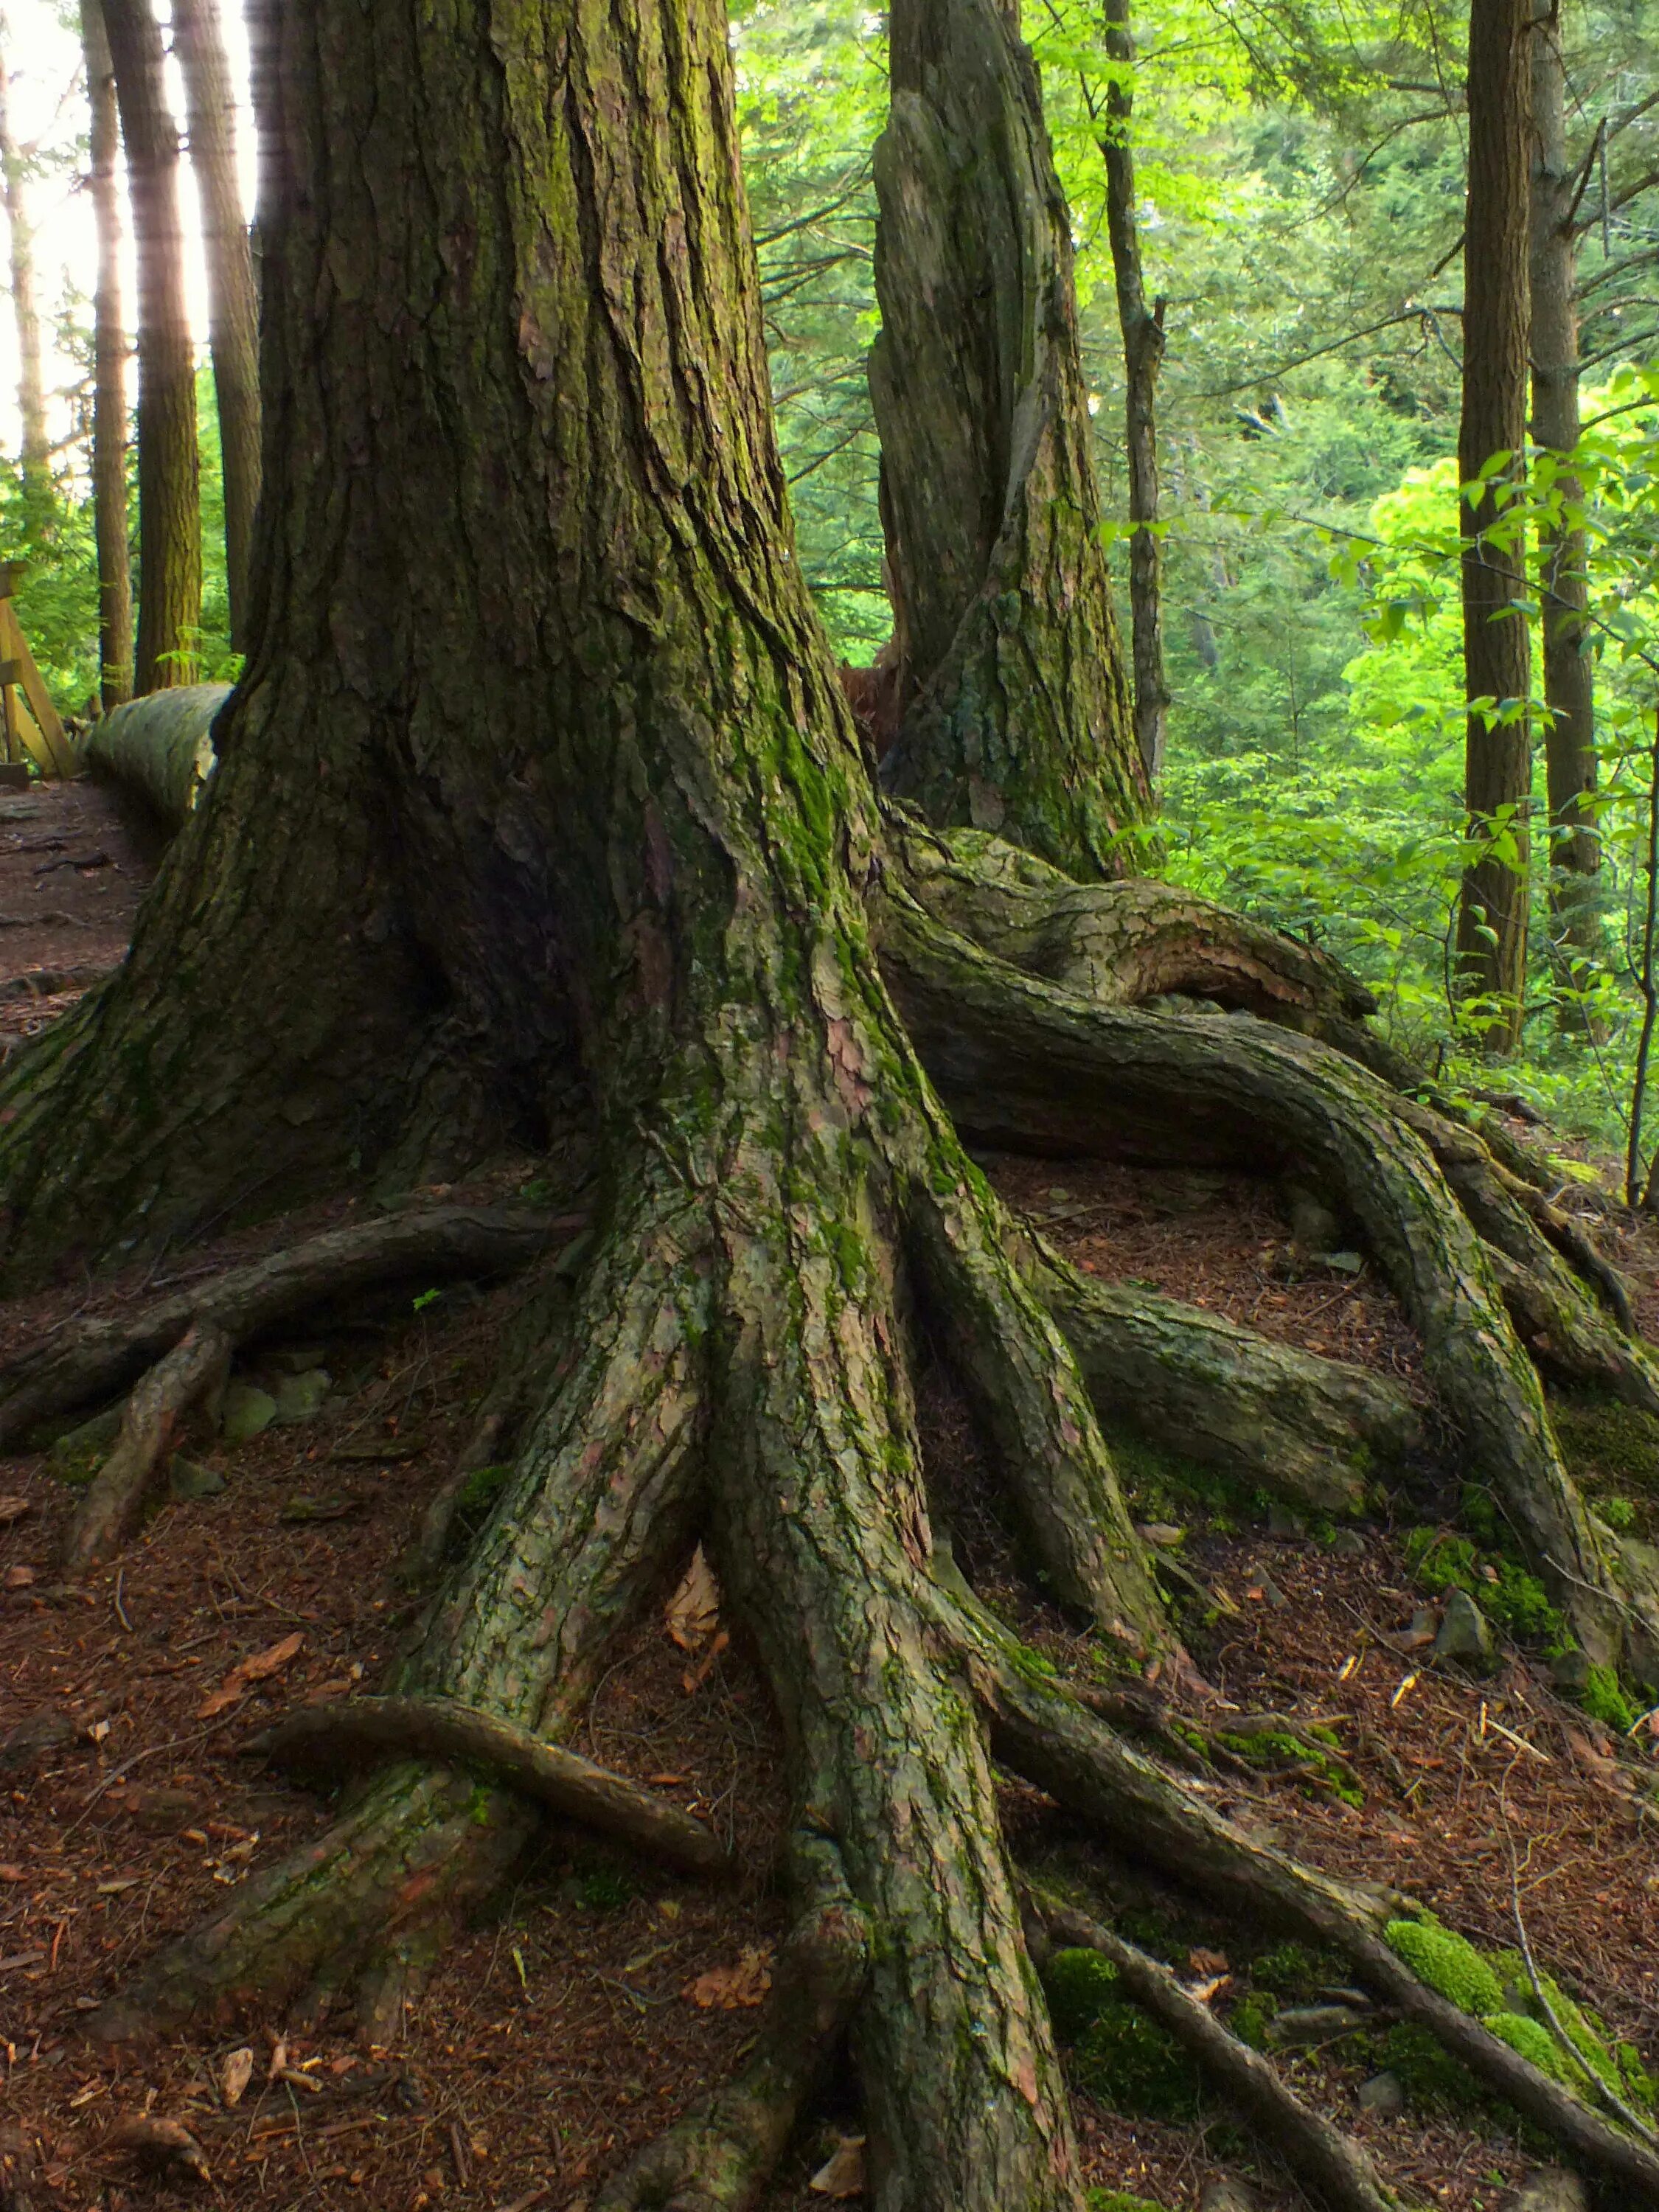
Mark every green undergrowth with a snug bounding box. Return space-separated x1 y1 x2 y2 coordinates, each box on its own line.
1099 1419 1270 1540
445 1462 511 1553
1551 1391 1659 1543
1043 1949 1206 2121
1226 1938 1348 2051
1402 1518 1567 1649
1085 2193 1169 2212
1213 1722 1364 1807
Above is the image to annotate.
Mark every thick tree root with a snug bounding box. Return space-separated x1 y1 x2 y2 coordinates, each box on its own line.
880 886 1659 1675
595 1837 869 2211
1029 1890 1405 2212
250 1696 732 1879
1014 1225 1421 1515
60 1320 232 1575
0 1203 562 1450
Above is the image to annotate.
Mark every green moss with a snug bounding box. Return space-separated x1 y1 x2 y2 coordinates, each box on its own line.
574 1866 633 1911
1045 1947 1121 2041
1385 1919 1504 2015
1402 1526 1567 1650
1228 1992 1278 2051
1380 2021 1486 2112
1085 2193 1169 2212
1250 1939 1341 1997
1073 2003 1206 2121
1482 2010 1579 2085
1581 1663 1637 1732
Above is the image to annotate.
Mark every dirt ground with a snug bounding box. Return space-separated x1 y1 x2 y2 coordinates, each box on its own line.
0 776 160 1056
2 810 1658 2212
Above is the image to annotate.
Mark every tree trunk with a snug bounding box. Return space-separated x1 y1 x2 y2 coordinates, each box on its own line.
1529 16 1601 1014
1455 0 1533 1054
173 0 260 650
0 17 50 532
1097 0 1168 786
102 0 202 695
82 0 134 711
869 0 1154 880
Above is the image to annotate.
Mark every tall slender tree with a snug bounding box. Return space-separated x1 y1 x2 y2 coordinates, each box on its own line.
0 13 50 533
1455 0 1534 1054
1529 10 1601 1009
173 0 260 647
869 0 1153 880
102 0 201 694
82 0 133 710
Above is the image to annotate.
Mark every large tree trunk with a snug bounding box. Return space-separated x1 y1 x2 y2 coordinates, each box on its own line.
102 0 202 695
1455 0 1533 1054
4 1 1658 2202
1097 0 1168 787
869 0 1154 880
1529 17 1601 1012
173 0 260 650
0 18 50 532
82 0 135 711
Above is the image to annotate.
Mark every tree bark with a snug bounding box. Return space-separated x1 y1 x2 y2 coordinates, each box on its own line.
869 0 1154 880
82 0 134 710
173 0 260 650
0 16 49 532
102 0 202 695
1455 0 1534 1054
1096 0 1168 785
1530 15 1601 1010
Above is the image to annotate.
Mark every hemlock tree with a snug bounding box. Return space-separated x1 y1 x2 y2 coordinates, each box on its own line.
102 0 201 693
8 0 1659 2202
869 0 1153 880
0 11 50 531
174 0 260 648
1455 0 1533 1053
82 0 133 711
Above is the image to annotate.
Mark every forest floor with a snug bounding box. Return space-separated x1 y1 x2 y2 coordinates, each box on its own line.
3 789 1658 2212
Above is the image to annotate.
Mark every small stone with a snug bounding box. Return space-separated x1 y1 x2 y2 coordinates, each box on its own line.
0 1708 82 1772
1264 2003 1371 2046
1551 1647 1592 1694
1199 2183 1260 2212
1137 1522 1186 1548
1267 1503 1307 1539
167 1455 226 1501
49 1405 122 1467
1431 1587 1497 1673
1357 2069 1404 2117
271 1369 332 1424
1286 1183 1342 1253
1327 1528 1367 1557
1248 1568 1290 1607
1321 1249 1365 1276
220 1382 278 1444
124 1785 199 1835
1505 2171 1589 2212
1401 1605 1439 1649
266 1344 330 1375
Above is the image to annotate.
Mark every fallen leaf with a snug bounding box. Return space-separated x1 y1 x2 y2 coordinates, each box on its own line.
0 1495 31 1525
1187 1947 1230 1977
0 1864 24 1881
681 1627 730 1695
3 1565 36 1590
197 1632 305 1718
809 2136 866 2199
221 2048 254 2107
1186 1973 1231 2004
684 1946 772 2009
665 1547 720 1653
105 2115 210 2184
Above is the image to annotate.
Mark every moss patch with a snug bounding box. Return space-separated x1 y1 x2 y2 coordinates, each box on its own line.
1043 1948 1205 2121
1385 1919 1504 2015
1551 1393 1659 1540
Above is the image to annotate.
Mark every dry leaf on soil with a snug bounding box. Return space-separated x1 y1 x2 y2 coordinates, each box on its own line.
0 1495 30 1525
809 2136 866 2198
105 2115 211 2183
664 1546 720 1653
684 1945 772 2009
196 1631 304 1718
220 2048 254 2107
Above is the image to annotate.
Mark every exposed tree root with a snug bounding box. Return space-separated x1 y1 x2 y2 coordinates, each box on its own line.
250 1696 733 1879
60 1319 232 1575
0 1203 561 1450
880 885 1659 1675
1014 1225 1420 1515
595 1837 869 2211
1029 1890 1405 2212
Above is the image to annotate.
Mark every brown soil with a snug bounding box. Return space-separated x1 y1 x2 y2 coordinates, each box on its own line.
0 776 160 1054
2 992 1657 2209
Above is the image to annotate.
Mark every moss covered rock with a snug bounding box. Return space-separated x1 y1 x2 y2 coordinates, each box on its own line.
1385 1919 1504 2015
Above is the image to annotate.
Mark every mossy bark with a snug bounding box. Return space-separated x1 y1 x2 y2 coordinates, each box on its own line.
869 0 1153 880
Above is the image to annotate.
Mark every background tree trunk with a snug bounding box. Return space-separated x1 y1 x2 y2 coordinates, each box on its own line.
102 0 202 695
869 0 1154 881
173 0 260 650
0 15 51 535
1097 0 1168 786
1529 14 1601 1015
1455 0 1534 1054
82 0 134 711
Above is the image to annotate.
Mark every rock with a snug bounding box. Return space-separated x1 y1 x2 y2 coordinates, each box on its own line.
1327 1528 1367 1558
1399 1605 1439 1649
123 1785 200 1834
49 1405 122 1471
1321 1249 1365 1275
1432 1587 1497 1673
220 1383 277 1445
1504 2171 1589 2212
1267 1503 1307 1539
271 1369 332 1423
1136 1522 1186 1548
1199 2183 1260 2212
1286 1183 1343 1253
1248 1568 1290 1607
1357 2069 1404 2117
0 1708 83 1772
266 1344 330 1375
1551 1647 1592 1694
167 1455 225 1501
1264 2003 1371 2046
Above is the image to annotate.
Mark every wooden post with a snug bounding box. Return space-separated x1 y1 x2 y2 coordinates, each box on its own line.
0 564 77 777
